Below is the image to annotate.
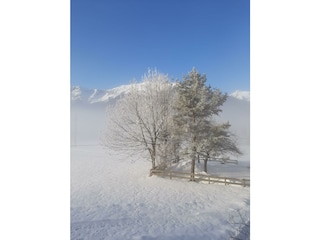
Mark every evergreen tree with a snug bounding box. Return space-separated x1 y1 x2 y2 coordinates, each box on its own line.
174 68 227 180
198 122 242 173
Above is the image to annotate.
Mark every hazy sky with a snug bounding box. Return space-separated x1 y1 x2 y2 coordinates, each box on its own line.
71 0 250 93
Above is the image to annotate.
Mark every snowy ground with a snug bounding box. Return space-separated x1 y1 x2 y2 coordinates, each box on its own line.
71 95 250 239
71 145 250 240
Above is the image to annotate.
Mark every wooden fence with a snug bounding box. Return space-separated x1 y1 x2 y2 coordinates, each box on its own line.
208 158 238 164
150 169 250 187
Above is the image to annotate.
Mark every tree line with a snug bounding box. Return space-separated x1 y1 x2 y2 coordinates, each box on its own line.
102 68 241 181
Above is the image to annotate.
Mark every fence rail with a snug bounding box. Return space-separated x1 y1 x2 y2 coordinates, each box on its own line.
208 158 238 164
150 169 250 187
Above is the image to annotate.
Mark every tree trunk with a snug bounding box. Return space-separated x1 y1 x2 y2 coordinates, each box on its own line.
151 143 156 169
190 158 195 181
149 148 156 170
204 155 208 173
197 153 200 163
151 156 156 169
190 145 196 181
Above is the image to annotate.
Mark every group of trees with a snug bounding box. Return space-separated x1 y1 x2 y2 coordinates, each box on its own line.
102 68 241 180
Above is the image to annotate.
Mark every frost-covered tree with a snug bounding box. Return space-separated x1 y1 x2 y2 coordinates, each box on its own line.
173 68 227 180
198 122 242 173
102 69 175 170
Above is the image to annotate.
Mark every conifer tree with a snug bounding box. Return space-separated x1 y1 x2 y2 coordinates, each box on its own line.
199 122 242 173
174 68 227 180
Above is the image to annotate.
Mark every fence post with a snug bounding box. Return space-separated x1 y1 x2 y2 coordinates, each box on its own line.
190 173 194 182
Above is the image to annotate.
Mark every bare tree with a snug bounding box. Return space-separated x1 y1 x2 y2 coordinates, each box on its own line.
102 69 176 170
228 208 250 240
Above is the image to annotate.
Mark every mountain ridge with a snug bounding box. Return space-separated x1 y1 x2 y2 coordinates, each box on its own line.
71 84 250 104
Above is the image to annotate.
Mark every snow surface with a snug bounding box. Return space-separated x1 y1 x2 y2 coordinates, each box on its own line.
71 84 250 239
71 146 249 240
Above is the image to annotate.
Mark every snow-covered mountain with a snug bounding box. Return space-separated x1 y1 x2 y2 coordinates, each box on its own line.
71 85 133 105
71 84 250 105
230 90 250 102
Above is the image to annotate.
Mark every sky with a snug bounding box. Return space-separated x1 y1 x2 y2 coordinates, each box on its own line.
71 0 250 93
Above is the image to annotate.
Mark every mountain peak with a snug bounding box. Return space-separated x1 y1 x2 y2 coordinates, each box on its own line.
230 90 250 102
71 84 133 104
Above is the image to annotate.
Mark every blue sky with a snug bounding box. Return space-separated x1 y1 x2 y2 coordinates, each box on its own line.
71 0 250 93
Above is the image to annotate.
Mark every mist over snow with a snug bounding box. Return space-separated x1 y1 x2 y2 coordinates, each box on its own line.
70 84 250 160
71 84 250 239
218 92 250 161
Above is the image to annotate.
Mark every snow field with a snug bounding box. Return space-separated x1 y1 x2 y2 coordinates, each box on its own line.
71 145 249 240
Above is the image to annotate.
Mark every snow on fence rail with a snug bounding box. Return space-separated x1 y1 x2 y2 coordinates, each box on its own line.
150 169 250 187
209 158 238 164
